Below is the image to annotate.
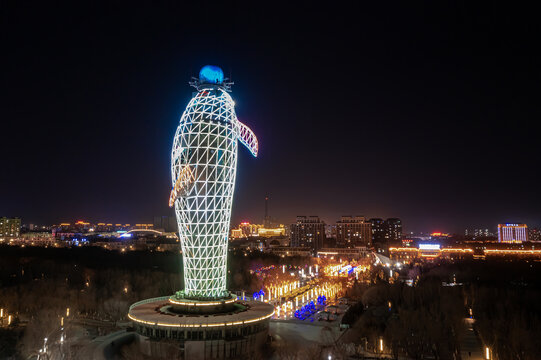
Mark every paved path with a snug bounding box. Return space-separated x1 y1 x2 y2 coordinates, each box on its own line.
460 318 485 360
270 321 340 346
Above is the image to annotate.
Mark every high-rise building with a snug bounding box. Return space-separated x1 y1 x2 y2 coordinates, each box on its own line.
369 217 402 250
0 217 21 238
290 216 325 252
336 216 372 247
370 218 386 245
498 223 528 243
465 228 493 237
153 215 178 233
385 218 402 244
529 228 540 242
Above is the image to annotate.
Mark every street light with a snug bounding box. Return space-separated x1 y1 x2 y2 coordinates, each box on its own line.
485 346 491 359
379 338 384 352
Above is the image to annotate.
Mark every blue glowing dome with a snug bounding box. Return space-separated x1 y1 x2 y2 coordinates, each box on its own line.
199 65 224 84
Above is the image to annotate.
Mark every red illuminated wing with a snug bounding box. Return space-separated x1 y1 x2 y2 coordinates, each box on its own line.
237 121 258 157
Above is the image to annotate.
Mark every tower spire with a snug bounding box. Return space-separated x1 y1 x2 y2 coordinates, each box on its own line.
264 195 269 227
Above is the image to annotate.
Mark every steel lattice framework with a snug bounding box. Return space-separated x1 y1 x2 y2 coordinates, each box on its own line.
171 86 257 299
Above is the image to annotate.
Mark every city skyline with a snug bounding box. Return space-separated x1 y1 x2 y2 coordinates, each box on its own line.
2 3 540 233
3 196 536 236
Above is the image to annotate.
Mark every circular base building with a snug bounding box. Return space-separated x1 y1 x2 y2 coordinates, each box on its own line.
128 296 274 359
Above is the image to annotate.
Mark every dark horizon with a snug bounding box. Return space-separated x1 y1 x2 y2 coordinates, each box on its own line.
1 3 540 233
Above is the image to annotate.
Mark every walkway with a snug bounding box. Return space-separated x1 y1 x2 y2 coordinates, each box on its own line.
459 318 485 360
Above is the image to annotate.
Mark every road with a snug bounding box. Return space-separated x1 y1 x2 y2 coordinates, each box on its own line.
459 318 485 360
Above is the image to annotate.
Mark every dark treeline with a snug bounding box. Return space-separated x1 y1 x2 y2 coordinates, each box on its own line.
0 245 313 289
0 245 181 283
0 245 308 358
0 246 181 358
342 259 541 360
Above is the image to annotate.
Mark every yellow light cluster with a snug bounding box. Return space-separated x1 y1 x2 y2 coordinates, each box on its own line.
266 280 300 301
323 261 368 277
390 247 477 259
441 248 473 252
128 310 274 328
389 247 418 252
169 165 195 207
168 296 236 306
273 281 344 319
485 249 541 255
0 308 13 326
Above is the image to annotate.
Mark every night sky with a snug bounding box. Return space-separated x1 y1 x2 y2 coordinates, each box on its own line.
1 2 540 233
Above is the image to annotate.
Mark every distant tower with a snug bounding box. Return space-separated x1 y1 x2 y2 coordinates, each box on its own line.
264 195 270 227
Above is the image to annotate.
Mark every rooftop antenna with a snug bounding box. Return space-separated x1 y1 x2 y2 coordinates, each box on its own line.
264 195 269 227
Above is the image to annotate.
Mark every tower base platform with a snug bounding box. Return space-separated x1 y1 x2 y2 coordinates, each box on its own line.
128 296 274 359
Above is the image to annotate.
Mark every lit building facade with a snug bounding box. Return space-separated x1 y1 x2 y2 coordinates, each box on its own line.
465 228 495 238
369 217 402 249
370 218 386 244
318 247 371 260
257 226 286 237
268 246 312 257
389 245 474 262
336 216 371 247
498 223 528 243
230 228 243 239
230 222 286 239
290 216 325 252
529 228 540 242
0 217 21 238
385 218 402 244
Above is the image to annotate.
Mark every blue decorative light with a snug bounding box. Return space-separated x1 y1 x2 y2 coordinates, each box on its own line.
317 295 327 305
199 65 224 84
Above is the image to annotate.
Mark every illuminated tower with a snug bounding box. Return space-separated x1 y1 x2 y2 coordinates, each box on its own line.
128 66 273 358
169 65 258 300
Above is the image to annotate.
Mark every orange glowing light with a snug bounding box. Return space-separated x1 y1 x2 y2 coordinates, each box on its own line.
169 166 195 207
